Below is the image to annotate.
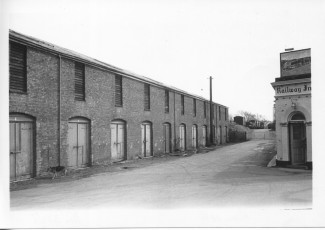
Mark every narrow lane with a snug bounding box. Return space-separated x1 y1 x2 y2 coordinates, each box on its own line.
11 139 312 209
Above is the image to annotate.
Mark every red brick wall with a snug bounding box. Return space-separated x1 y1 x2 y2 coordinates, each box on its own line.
9 44 229 177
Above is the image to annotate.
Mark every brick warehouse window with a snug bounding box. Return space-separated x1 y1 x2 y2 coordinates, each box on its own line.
181 95 185 115
203 101 206 118
193 98 196 117
10 42 27 93
75 62 85 101
165 90 169 113
144 83 150 111
115 75 123 107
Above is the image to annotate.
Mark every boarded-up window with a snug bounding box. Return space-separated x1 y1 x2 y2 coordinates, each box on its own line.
193 98 196 117
204 101 206 118
75 62 85 101
10 42 27 93
115 75 123 107
165 90 169 113
144 84 150 110
181 95 184 115
225 108 228 121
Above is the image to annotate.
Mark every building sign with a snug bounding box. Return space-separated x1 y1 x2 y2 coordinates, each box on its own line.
275 82 311 97
280 49 311 77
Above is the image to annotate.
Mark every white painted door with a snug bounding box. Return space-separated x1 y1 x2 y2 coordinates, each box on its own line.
163 124 171 153
202 126 207 147
10 121 33 181
141 123 152 157
179 125 185 151
111 122 125 162
192 125 197 149
68 119 89 168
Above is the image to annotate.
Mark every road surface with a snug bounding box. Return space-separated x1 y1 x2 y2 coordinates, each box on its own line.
11 139 312 210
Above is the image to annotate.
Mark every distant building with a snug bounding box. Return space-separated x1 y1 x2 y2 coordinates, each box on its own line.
271 49 312 169
234 116 245 126
9 30 229 181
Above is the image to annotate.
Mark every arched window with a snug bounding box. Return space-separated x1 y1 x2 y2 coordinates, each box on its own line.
290 112 306 121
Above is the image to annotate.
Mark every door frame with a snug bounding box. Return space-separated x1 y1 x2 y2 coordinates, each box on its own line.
141 121 153 157
179 123 186 151
163 122 172 153
202 125 207 147
288 112 307 165
68 117 91 168
192 124 198 149
9 113 36 181
111 119 127 162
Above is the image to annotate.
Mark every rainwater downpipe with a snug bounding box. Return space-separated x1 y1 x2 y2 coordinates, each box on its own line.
58 55 62 166
173 90 176 151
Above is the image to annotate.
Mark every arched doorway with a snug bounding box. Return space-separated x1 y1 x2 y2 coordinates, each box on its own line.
111 120 126 162
179 124 186 151
192 125 198 149
68 117 90 168
163 123 171 153
202 125 207 147
289 112 306 165
141 121 152 157
10 114 35 181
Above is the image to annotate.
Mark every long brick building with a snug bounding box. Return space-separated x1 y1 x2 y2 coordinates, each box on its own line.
9 30 229 182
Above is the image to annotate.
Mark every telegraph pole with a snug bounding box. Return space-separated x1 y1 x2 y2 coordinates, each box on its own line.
209 76 214 145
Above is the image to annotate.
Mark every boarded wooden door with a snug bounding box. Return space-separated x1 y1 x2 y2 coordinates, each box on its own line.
10 119 34 181
163 123 171 153
68 119 89 168
111 122 125 162
202 126 207 147
192 125 197 149
179 125 186 151
290 123 306 164
141 123 152 157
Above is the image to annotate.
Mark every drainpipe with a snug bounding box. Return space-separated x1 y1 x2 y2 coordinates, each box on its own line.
173 90 176 151
58 55 62 166
209 76 213 145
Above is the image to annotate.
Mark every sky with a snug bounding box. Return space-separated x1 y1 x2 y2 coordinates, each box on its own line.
2 0 324 121
1 0 325 227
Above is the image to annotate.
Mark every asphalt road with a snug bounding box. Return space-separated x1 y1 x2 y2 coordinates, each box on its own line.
10 139 312 210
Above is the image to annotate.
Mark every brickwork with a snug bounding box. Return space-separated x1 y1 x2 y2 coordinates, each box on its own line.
9 31 229 177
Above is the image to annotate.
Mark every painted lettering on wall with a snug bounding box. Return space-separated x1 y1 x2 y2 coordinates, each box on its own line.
275 83 311 96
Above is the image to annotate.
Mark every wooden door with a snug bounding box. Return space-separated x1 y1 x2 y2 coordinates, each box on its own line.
117 124 125 160
111 122 125 162
192 125 197 148
219 126 222 144
110 123 117 160
202 126 207 147
290 123 306 164
68 123 78 167
10 121 34 181
141 123 152 157
78 123 88 166
179 125 185 151
217 126 221 145
68 119 89 168
163 124 171 153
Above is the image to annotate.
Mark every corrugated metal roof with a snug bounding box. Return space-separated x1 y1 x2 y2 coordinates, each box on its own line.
9 29 228 108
